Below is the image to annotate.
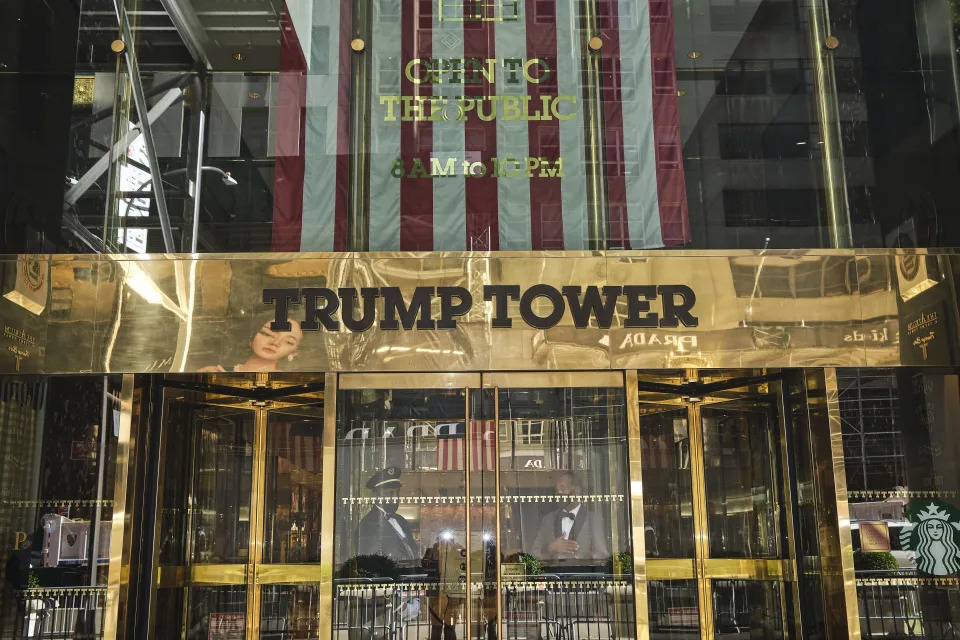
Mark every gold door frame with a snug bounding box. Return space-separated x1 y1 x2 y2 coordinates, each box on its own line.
640 370 799 640
126 367 856 640
149 373 326 638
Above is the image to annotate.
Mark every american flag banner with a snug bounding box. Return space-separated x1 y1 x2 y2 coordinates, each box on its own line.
296 0 689 250
437 420 497 471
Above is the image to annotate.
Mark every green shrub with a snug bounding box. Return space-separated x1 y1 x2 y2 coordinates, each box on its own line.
504 552 544 576
853 550 899 571
337 554 400 579
611 551 633 576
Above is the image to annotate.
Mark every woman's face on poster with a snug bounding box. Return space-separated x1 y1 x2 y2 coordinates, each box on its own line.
251 320 302 362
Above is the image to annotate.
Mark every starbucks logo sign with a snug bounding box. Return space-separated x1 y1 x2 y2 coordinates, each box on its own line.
899 500 960 576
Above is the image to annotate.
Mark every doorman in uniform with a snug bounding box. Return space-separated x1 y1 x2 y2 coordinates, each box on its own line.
357 466 419 563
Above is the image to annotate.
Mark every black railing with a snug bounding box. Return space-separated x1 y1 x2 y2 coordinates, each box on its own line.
858 573 959 639
10 588 106 640
333 576 636 640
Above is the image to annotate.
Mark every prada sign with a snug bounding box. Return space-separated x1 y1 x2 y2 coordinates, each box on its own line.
263 284 698 332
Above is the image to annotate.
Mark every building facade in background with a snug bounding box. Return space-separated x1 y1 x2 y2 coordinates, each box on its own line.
1 0 960 638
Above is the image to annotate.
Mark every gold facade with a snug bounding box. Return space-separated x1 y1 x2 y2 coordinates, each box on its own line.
5 249 952 640
1 249 957 375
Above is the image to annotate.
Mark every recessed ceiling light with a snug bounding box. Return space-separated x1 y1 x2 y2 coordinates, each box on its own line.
232 52 246 62
248 92 262 99
686 51 702 59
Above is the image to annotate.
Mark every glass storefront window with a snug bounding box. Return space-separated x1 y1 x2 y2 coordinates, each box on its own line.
333 376 637 639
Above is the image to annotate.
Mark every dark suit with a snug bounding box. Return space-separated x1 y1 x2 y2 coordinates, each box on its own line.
357 506 418 563
531 505 610 566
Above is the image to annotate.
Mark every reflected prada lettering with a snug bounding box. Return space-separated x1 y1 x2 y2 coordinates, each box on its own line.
263 285 698 332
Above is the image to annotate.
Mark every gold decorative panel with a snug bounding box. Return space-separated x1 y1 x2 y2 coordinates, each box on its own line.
0 249 956 374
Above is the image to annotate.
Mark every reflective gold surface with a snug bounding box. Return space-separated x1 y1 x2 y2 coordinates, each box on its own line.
806 369 862 640
2 249 952 374
156 564 247 586
256 564 326 584
625 370 650 640
700 559 785 579
483 371 622 388
318 372 337 640
646 559 697 580
104 375 136 640
339 372 481 388
824 368 861 640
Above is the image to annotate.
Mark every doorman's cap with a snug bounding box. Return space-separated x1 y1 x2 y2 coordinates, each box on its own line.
366 466 402 490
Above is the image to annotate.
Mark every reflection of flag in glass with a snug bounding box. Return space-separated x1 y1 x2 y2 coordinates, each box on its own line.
273 421 323 474
437 420 496 471
542 418 571 470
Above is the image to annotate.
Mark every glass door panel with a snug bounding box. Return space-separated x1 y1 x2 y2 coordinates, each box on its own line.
700 402 780 559
639 404 695 559
259 584 321 639
711 580 783 639
638 371 795 640
333 374 477 640
649 579 700 639
483 374 637 640
262 405 325 564
192 406 255 564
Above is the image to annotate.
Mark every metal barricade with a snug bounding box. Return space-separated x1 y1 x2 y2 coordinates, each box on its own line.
857 575 959 639
333 576 634 640
12 588 106 640
502 575 635 640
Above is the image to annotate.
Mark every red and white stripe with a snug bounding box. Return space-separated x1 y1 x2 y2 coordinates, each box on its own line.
437 420 496 471
292 0 689 250
272 423 323 474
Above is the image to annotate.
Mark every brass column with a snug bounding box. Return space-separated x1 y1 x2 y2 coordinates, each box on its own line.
582 0 609 250
318 373 338 639
806 368 860 639
347 0 373 251
104 375 138 640
625 371 650 640
805 0 853 248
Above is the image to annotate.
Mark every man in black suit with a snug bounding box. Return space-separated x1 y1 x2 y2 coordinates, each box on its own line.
531 470 610 567
357 466 419 564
